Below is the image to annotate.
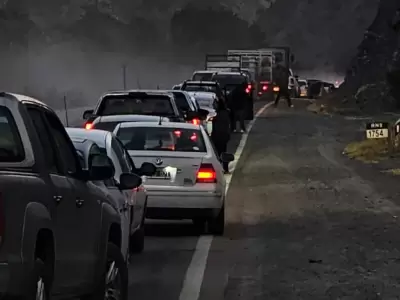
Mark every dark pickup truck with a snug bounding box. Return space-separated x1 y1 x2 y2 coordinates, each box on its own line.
0 92 131 299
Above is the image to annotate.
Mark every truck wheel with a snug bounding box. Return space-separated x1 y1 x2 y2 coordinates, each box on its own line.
83 243 128 300
208 205 225 236
30 258 51 300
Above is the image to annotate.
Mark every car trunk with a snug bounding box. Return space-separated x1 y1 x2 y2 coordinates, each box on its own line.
128 151 205 187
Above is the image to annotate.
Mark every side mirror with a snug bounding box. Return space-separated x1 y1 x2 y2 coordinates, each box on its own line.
88 154 114 180
221 152 234 163
119 173 142 190
139 162 157 176
83 109 94 120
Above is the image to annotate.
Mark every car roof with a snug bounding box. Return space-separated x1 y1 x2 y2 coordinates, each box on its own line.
185 81 217 85
66 127 111 147
0 92 53 110
100 90 173 98
187 91 216 99
94 114 170 123
193 70 215 74
118 121 201 130
214 72 244 76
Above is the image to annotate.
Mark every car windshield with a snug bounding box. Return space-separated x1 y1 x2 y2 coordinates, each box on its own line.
116 127 206 152
0 106 25 162
299 81 307 86
183 84 217 93
192 73 213 81
212 75 246 87
97 94 175 116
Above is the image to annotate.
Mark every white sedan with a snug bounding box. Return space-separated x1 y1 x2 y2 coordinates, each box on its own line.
113 121 234 235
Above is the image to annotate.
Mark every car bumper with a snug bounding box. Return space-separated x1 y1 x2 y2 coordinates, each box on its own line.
145 189 223 219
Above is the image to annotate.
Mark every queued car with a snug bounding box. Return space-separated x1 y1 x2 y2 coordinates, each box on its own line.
89 114 171 131
191 70 217 81
186 91 219 135
67 128 157 254
82 90 185 129
297 79 308 97
112 121 235 235
0 92 131 298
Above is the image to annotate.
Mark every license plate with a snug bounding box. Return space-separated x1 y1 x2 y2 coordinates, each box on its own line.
150 166 177 179
366 129 388 139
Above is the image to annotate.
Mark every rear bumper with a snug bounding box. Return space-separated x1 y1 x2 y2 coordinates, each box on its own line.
145 189 223 219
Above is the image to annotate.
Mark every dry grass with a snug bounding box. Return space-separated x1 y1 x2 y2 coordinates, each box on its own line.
343 139 389 163
381 168 400 175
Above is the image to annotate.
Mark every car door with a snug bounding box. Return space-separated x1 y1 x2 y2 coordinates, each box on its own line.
110 137 143 231
116 137 146 231
41 110 102 290
25 106 82 292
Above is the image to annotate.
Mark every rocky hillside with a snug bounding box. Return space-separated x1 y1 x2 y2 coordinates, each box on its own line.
0 0 391 109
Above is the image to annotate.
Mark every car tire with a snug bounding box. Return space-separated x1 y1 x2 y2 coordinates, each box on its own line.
208 205 225 236
83 242 128 300
193 218 207 234
130 225 145 254
29 258 52 300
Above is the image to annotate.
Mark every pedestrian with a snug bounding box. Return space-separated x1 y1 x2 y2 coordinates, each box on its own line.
274 64 293 108
211 100 231 174
230 81 247 133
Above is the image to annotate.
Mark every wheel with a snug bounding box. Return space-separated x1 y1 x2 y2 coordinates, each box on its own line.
29 258 51 300
130 226 145 254
83 243 128 300
208 205 225 235
193 218 207 234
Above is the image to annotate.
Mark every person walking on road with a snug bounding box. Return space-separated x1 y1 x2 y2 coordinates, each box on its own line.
230 81 247 133
211 100 231 174
274 64 293 108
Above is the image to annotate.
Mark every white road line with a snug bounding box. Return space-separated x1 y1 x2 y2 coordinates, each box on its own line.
178 101 274 300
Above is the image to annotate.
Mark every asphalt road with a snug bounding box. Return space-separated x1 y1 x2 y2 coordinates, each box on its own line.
128 98 400 299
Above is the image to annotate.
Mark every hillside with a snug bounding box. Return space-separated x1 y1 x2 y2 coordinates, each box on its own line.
0 0 395 110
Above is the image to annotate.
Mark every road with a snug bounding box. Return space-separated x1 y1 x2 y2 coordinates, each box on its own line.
128 99 400 299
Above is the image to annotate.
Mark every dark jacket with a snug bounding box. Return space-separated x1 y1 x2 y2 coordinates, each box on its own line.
274 65 290 88
211 108 230 143
230 83 247 111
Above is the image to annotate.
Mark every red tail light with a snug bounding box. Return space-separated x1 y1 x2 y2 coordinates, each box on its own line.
192 118 200 125
247 84 252 90
262 85 268 91
85 122 94 130
245 88 250 94
196 164 216 183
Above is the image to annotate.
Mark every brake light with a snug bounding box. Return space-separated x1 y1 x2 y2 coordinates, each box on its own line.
247 84 252 90
174 130 181 137
192 118 200 125
85 122 94 130
262 85 268 91
273 86 280 92
196 164 216 183
245 88 250 94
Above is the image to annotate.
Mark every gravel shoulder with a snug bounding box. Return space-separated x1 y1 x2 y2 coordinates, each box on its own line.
200 100 400 300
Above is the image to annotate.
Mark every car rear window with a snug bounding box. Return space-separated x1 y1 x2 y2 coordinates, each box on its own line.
0 106 25 162
183 84 217 93
212 75 246 87
93 121 120 132
192 73 213 81
299 81 307 86
97 94 175 117
116 127 206 152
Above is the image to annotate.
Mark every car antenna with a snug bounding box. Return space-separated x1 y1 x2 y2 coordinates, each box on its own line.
158 115 162 125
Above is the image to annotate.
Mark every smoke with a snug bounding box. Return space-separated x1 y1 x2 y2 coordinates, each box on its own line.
0 41 195 109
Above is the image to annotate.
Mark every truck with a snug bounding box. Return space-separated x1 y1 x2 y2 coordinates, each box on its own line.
0 92 131 299
227 47 295 99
